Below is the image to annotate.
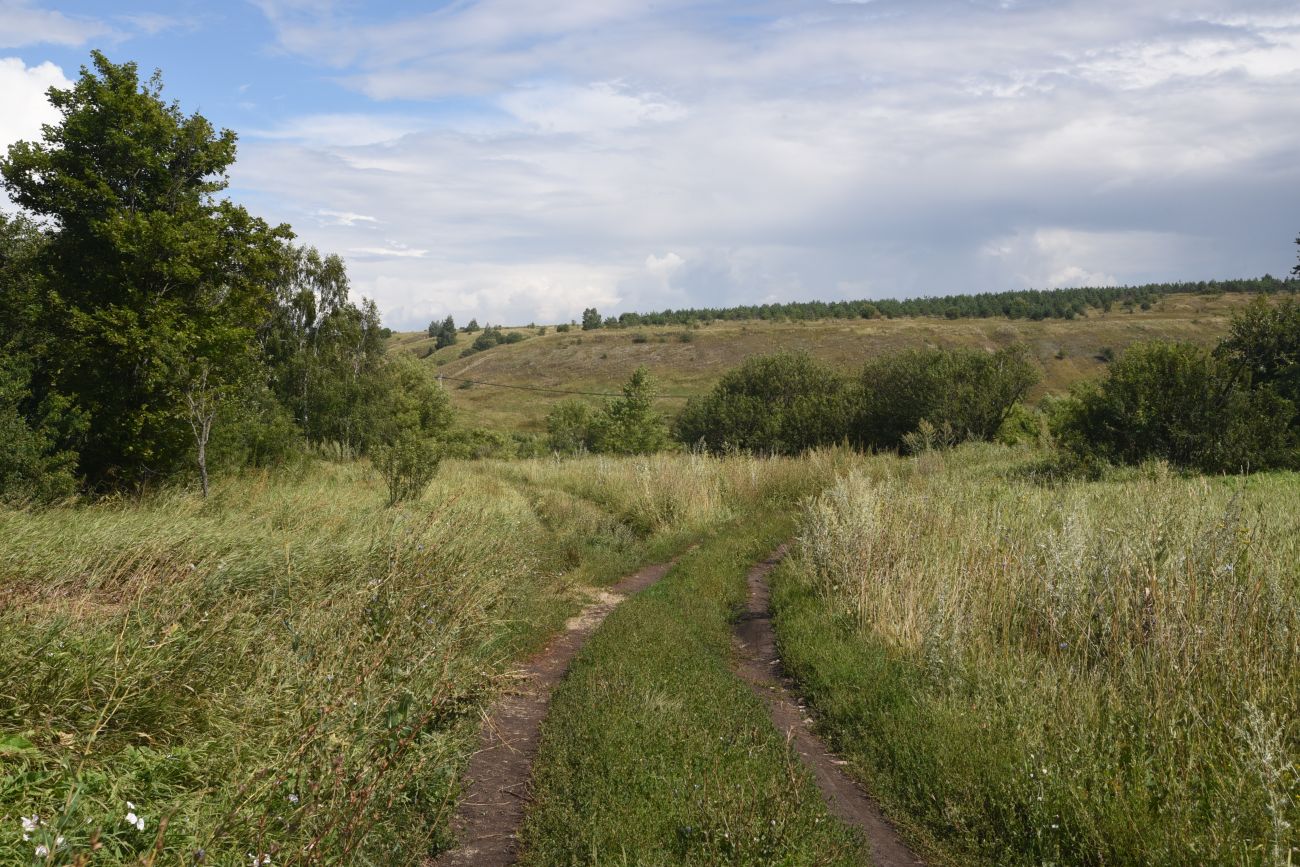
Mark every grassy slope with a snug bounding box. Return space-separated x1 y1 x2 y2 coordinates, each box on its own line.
771 445 1300 867
521 510 869 865
0 454 802 865
390 292 1261 434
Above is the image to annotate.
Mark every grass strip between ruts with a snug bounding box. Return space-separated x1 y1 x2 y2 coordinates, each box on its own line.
519 511 870 866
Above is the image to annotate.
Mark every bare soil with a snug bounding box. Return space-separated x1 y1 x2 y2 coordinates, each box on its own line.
431 560 674 866
733 548 924 867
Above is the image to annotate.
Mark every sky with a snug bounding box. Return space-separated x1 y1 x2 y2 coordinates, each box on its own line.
1 1 1298 330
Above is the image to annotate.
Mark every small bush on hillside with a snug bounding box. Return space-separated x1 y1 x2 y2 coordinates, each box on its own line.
1051 341 1296 473
853 345 1039 451
546 399 596 454
1216 295 1300 428
371 433 440 505
591 368 669 455
673 352 851 454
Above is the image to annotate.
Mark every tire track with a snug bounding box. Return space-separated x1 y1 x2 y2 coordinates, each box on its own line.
733 548 924 867
431 559 674 866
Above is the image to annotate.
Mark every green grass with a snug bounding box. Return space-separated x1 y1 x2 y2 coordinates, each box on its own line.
0 453 812 865
771 444 1300 866
389 292 1262 435
520 488 870 865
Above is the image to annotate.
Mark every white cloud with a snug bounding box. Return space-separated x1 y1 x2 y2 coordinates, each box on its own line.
500 82 685 134
247 113 427 147
235 0 1300 328
0 1 110 48
316 209 378 227
0 56 70 153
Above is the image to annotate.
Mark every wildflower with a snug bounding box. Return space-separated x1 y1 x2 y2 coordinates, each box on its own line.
288 793 299 804
21 815 39 841
125 809 146 831
35 844 49 858
55 837 65 849
249 853 272 866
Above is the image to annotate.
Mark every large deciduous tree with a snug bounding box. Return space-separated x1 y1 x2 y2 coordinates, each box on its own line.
1 51 289 489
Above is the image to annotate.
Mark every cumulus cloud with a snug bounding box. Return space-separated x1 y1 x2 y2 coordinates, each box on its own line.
227 1 1300 328
0 56 71 158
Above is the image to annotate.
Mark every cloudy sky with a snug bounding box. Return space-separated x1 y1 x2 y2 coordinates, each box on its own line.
2 0 1298 328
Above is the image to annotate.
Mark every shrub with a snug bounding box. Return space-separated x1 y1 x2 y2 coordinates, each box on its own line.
853 345 1039 451
1053 341 1296 473
673 352 851 454
590 368 669 455
546 399 596 454
1217 295 1300 426
371 433 440 505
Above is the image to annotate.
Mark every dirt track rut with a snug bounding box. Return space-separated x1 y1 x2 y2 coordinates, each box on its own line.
733 548 924 867
431 560 673 866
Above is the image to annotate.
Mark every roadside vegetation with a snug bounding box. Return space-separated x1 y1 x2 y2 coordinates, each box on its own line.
773 446 1299 865
0 452 802 865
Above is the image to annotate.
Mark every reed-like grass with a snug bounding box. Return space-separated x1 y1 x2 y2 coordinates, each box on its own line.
777 445 1300 865
0 453 812 865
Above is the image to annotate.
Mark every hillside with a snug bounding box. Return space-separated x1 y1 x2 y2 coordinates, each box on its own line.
390 291 1266 434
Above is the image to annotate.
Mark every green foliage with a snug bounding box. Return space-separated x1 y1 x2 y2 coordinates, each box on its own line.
854 345 1040 451
459 325 527 357
371 433 441 505
673 352 850 454
546 399 596 454
994 401 1045 447
1052 341 1295 473
463 318 480 333
1 52 290 489
0 357 80 503
428 315 457 349
555 323 571 333
581 307 602 331
1217 295 1300 426
590 367 669 455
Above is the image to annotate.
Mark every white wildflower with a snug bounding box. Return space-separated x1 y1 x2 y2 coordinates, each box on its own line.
21 815 39 841
125 810 145 831
35 844 49 858
287 793 299 804
249 853 272 866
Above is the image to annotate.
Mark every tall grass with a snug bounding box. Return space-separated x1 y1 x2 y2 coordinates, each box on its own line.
0 453 815 865
780 446 1300 865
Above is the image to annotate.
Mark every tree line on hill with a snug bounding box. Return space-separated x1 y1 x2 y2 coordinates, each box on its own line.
0 53 448 504
557 276 1294 331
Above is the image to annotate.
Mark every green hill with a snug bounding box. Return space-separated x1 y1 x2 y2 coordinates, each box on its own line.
390 291 1268 434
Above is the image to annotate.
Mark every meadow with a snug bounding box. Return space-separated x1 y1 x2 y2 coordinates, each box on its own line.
0 453 819 865
392 291 1260 434
775 444 1300 866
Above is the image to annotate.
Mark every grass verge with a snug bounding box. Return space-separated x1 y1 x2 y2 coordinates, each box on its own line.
771 444 1300 866
519 507 870 866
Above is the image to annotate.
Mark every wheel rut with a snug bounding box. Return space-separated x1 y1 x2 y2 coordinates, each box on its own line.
431 559 673 867
733 547 924 867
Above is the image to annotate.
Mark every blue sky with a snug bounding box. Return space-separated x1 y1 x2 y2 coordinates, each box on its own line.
2 0 1299 329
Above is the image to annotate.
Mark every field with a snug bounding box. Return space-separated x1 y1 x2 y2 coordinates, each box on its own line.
4 443 1295 865
390 292 1262 434
0 453 831 865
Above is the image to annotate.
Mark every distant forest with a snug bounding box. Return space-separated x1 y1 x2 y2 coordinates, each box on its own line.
605 275 1296 327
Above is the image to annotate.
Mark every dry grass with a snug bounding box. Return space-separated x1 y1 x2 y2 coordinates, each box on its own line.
779 445 1300 865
